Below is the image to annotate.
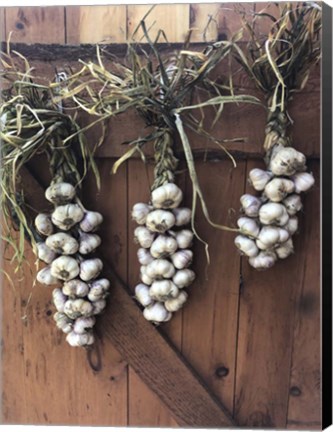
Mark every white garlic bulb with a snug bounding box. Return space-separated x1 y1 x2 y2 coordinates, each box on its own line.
259 202 289 226
283 194 303 216
64 298 93 319
46 232 79 255
137 248 154 265
175 230 193 249
143 302 172 323
132 203 152 225
79 258 103 281
237 217 260 238
151 183 183 209
73 316 96 334
79 211 103 232
145 259 176 280
292 172 315 193
248 251 277 270
134 226 155 248
135 284 153 307
140 266 154 285
235 235 259 257
173 207 192 226
172 269 195 288
146 210 175 233
277 228 290 244
51 256 80 281
66 331 95 347
52 288 68 313
54 312 73 334
87 278 110 302
78 233 101 254
269 147 306 176
248 168 273 191
62 279 89 298
37 266 59 285
240 194 262 217
150 235 178 258
36 242 57 264
45 182 76 205
285 216 299 235
275 238 294 259
264 178 295 202
52 204 84 231
35 213 54 236
170 250 193 269
256 226 280 249
92 299 107 315
165 291 188 312
149 280 179 302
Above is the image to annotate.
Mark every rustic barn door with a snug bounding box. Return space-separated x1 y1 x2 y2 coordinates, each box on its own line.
1 4 321 428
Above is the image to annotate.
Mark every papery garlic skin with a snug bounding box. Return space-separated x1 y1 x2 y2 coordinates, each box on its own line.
292 172 315 193
134 227 155 248
35 213 54 236
79 211 103 232
146 210 175 233
36 242 57 264
172 269 195 288
151 183 183 209
248 169 273 191
165 291 188 312
173 208 192 226
283 194 303 216
73 316 96 334
46 232 79 255
52 204 84 231
66 331 95 347
132 203 152 225
171 250 193 270
275 238 294 259
62 279 89 298
143 302 172 323
64 299 94 319
79 258 103 282
149 280 179 302
240 194 262 218
248 251 277 270
51 256 80 281
135 284 153 307
150 235 178 258
137 248 154 265
37 266 59 285
45 182 76 205
175 230 193 249
146 259 176 280
54 312 73 334
259 203 289 226
92 299 107 315
264 178 295 202
237 217 260 239
52 288 68 313
78 233 101 255
235 235 259 257
269 147 306 176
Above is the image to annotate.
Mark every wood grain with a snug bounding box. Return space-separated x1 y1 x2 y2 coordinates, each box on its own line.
127 4 190 43
190 4 220 42
0 7 5 42
5 7 65 44
66 6 126 44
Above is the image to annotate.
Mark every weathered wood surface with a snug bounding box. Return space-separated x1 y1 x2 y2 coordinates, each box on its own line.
1 3 321 429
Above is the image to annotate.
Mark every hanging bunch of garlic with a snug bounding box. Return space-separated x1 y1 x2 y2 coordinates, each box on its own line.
34 178 109 347
235 142 315 270
132 182 195 324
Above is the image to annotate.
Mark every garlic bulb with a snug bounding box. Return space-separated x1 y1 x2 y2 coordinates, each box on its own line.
175 230 193 249
62 279 89 298
35 213 54 236
73 316 96 334
170 250 193 269
46 232 79 255
78 233 101 254
165 291 188 312
79 211 103 232
52 288 68 313
135 284 153 307
146 259 176 280
275 238 294 259
137 248 154 265
256 226 280 249
132 203 152 225
134 226 155 248
283 194 303 216
87 279 110 302
37 266 59 285
264 178 295 202
285 217 299 235
45 182 76 205
292 172 315 193
173 208 192 226
150 235 178 258
248 168 273 191
92 299 107 315
52 204 84 231
64 299 93 319
259 203 289 226
146 210 175 233
79 258 103 281
36 242 57 264
149 280 179 302
237 217 260 238
51 256 80 281
172 269 195 288
235 235 259 257
240 194 262 217
143 302 172 323
151 183 183 209
66 331 95 347
248 251 277 270
54 312 73 334
269 147 306 176
140 266 154 285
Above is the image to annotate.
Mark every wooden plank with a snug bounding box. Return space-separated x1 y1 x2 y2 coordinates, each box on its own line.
5 7 65 44
66 6 126 44
233 158 319 428
190 4 220 42
181 159 246 414
286 161 321 428
0 7 5 42
127 4 190 43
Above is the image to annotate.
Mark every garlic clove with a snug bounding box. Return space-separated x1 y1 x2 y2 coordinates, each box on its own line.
66 331 95 347
264 178 295 202
235 235 259 257
146 209 175 233
132 203 152 225
240 194 262 218
135 283 153 307
37 266 59 285
248 251 277 270
292 172 315 193
143 302 170 323
150 235 178 258
80 258 103 282
149 280 179 302
175 230 194 249
62 279 89 298
54 312 73 334
35 213 54 236
52 204 84 231
172 208 192 226
259 202 289 226
51 256 80 281
45 182 76 205
134 226 155 248
52 288 68 313
73 316 96 335
237 217 260 238
172 269 195 288
64 299 94 319
46 232 79 255
137 248 154 265
275 238 294 259
78 233 101 255
151 183 183 209
170 250 193 269
79 211 103 232
164 291 188 312
248 168 273 191
36 242 57 264
283 194 303 216
269 147 306 176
